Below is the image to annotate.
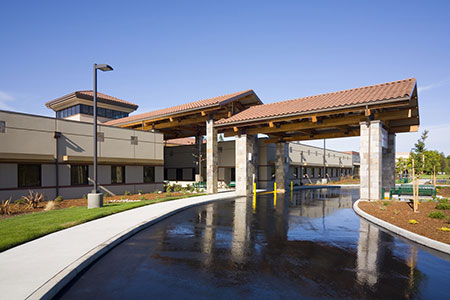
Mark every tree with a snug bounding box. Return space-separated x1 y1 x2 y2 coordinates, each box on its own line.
423 150 441 174
446 155 450 175
439 152 446 173
410 130 428 174
395 157 408 175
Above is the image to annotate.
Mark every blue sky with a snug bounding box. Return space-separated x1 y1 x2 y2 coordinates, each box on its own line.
1 0 449 154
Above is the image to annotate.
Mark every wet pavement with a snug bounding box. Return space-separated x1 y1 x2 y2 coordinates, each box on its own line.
55 187 450 299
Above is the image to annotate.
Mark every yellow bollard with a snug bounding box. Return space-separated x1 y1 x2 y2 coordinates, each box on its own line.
274 182 277 194
252 194 256 213
273 182 277 207
253 182 256 197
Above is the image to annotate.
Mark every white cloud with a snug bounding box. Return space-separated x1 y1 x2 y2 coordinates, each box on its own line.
0 90 14 110
419 78 450 92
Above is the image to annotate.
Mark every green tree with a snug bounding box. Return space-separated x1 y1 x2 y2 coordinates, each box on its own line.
439 152 446 173
409 130 428 174
395 157 408 175
423 150 441 174
446 155 450 175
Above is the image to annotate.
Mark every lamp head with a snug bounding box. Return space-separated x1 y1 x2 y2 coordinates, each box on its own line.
95 64 113 72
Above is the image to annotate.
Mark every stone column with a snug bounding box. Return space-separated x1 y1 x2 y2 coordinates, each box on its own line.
206 119 218 194
382 133 396 193
235 134 258 196
275 142 289 192
360 120 393 201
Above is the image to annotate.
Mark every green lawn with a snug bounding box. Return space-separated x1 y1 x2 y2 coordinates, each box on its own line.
0 194 203 252
419 174 450 179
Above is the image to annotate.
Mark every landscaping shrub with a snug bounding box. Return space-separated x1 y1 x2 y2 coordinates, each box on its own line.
428 211 446 219
139 195 147 201
153 189 159 194
22 191 44 209
124 190 131 196
409 219 419 224
173 184 182 192
166 192 172 197
0 198 11 215
438 197 449 204
438 227 450 232
82 194 88 200
55 196 64 203
166 185 173 193
137 190 143 195
44 201 56 211
436 203 450 210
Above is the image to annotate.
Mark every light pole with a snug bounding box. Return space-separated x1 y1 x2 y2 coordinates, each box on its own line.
88 63 113 209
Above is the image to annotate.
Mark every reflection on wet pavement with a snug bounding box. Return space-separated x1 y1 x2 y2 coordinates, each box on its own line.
55 188 450 300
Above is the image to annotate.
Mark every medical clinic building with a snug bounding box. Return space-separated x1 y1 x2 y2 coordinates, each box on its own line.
0 86 364 201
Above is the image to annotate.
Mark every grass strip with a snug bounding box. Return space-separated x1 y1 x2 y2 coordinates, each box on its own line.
0 194 204 252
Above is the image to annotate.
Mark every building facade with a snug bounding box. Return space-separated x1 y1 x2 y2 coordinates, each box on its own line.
0 110 164 201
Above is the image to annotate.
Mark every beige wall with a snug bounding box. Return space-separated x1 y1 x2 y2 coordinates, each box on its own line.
0 110 164 200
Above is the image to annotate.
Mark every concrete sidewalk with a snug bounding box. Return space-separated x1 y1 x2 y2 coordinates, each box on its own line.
0 191 238 300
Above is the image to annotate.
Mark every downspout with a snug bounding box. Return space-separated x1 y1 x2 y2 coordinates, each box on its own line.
54 131 61 197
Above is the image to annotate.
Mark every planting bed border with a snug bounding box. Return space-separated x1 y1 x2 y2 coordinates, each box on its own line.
353 200 450 255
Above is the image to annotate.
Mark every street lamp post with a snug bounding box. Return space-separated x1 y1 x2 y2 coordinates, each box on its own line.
88 63 113 209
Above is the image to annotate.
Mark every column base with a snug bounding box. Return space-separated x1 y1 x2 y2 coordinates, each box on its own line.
88 193 103 209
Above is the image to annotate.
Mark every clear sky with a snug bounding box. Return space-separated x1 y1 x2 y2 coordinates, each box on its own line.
1 0 449 154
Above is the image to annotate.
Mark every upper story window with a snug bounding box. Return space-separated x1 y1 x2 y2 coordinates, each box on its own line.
18 164 41 187
56 104 129 120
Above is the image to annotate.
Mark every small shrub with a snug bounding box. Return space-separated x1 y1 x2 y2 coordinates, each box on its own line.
428 211 446 219
82 194 88 200
438 197 449 204
124 190 131 196
379 205 387 211
409 219 419 224
166 192 172 197
139 195 147 201
104 193 112 198
436 203 450 210
22 190 44 209
15 198 27 205
0 198 12 215
55 196 64 203
137 189 143 195
438 227 450 232
153 189 159 194
44 201 56 211
166 185 172 193
189 185 195 192
173 184 182 192
382 201 391 206
121 196 126 200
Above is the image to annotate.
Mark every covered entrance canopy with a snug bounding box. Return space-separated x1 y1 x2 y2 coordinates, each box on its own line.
106 90 262 139
215 78 419 142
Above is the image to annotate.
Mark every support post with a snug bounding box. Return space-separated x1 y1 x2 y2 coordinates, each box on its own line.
275 142 289 192
235 134 258 196
206 118 218 194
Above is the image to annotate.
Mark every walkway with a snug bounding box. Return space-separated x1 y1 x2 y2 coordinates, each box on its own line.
0 192 238 300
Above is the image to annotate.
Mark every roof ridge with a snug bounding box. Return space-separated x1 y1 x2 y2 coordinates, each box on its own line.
264 78 415 107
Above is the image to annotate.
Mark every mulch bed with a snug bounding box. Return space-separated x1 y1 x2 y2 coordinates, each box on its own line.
358 200 450 245
438 187 450 198
0 192 185 220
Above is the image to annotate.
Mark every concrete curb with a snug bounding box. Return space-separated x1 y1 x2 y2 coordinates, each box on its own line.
27 192 239 300
353 200 450 255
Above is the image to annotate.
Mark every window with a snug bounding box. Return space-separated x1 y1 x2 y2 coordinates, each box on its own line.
111 166 125 184
144 166 155 183
18 164 41 187
71 165 89 185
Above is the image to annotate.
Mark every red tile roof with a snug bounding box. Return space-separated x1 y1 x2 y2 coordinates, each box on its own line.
215 78 416 126
106 89 258 126
46 91 138 110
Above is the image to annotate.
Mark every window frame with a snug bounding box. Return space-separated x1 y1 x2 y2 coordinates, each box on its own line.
111 165 126 184
18 164 41 188
71 164 89 186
